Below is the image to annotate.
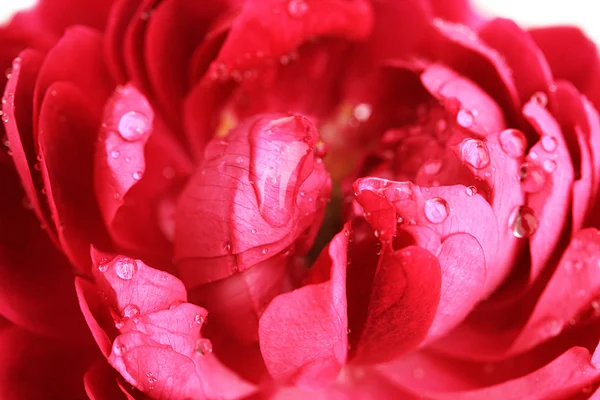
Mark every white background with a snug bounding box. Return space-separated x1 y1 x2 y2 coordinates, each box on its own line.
0 0 598 43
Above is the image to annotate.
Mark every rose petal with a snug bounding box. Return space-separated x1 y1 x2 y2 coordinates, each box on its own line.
209 0 373 77
353 245 441 364
84 359 129 400
259 226 350 389
479 19 553 106
38 82 112 272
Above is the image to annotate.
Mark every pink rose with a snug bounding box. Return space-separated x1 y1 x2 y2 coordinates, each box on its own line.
2 0 600 399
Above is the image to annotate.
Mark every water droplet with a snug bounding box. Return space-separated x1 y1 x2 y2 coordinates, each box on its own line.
110 150 120 159
236 156 245 164
5 67 12 79
114 319 124 329
299 191 306 197
499 129 527 158
353 103 372 122
423 159 442 175
461 139 490 169
118 111 151 141
456 109 474 128
132 171 143 180
115 257 138 280
466 185 477 196
373 230 380 238
397 216 404 224
509 206 539 238
123 304 140 318
146 371 157 386
519 162 547 193
261 248 269 255
222 241 232 253
251 228 258 234
112 340 126 356
424 197 449 224
532 91 548 107
543 159 557 173
97 262 109 273
196 338 213 355
541 136 557 153
287 0 308 17
194 314 205 325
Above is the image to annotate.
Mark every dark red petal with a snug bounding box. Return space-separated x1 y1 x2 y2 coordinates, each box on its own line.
104 0 139 84
2 49 56 240
353 245 441 364
0 324 97 400
144 0 227 124
530 26 600 110
259 227 350 389
209 0 373 77
0 160 88 339
428 0 480 26
479 19 553 106
75 277 115 357
38 82 112 272
84 359 129 400
523 98 574 283
34 26 114 135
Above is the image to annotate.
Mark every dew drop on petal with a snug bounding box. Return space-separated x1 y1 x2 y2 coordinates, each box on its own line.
509 205 539 238
353 103 372 122
499 129 527 158
132 171 143 180
196 338 213 355
424 197 449 224
543 159 557 173
261 248 269 255
110 150 120 159
456 109 474 128
123 304 140 319
222 241 232 253
97 259 109 273
532 91 548 107
461 138 490 169
287 0 308 17
519 162 547 193
112 340 126 356
146 372 157 386
114 319 124 329
466 185 477 196
115 257 138 280
251 228 258 234
118 111 151 141
541 136 557 153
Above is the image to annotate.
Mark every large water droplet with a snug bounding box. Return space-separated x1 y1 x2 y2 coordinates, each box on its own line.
461 139 490 169
115 257 138 280
287 0 308 17
196 338 213 355
543 159 557 173
509 205 539 238
499 129 527 158
118 111 151 141
123 304 140 318
353 103 372 122
519 162 547 193
541 136 557 153
456 109 474 128
424 197 449 224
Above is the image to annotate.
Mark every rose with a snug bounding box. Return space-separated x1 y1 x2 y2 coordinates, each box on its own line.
2 1 600 400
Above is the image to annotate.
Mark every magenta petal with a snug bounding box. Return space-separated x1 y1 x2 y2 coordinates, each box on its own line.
423 233 486 344
421 63 506 136
259 227 350 389
210 0 373 76
90 249 187 317
479 19 553 105
175 113 330 286
523 98 574 283
353 245 441 364
75 277 115 357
